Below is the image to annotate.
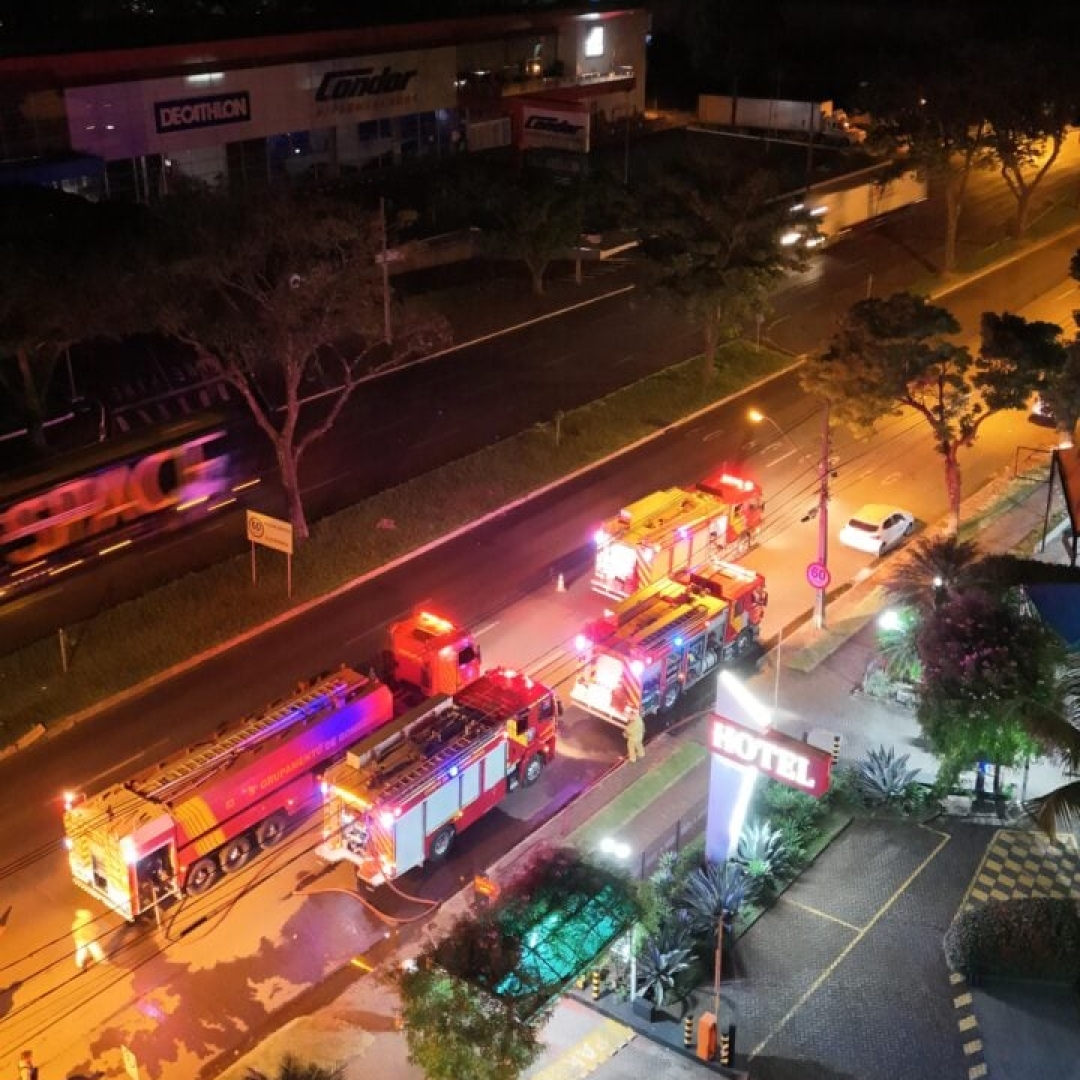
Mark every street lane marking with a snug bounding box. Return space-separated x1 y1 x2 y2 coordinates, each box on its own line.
80 743 169 789
779 895 862 932
751 823 951 1059
474 621 499 637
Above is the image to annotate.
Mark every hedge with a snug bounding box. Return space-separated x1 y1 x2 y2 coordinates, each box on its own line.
944 898 1080 983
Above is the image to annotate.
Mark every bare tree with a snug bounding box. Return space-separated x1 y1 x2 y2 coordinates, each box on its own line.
154 187 388 539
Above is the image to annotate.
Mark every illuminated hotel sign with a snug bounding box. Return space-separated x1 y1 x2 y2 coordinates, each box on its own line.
710 715 832 796
154 91 252 134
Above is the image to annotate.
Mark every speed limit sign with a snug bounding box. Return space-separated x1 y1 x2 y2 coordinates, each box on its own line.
806 561 831 590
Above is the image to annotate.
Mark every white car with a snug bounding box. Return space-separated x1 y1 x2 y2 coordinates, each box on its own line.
838 504 915 556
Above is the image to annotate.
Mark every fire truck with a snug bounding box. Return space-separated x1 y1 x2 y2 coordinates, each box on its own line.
591 469 764 599
63 668 395 921
62 612 482 920
318 668 559 887
571 561 768 727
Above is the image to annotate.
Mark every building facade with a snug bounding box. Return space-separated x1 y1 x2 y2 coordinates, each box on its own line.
0 6 649 199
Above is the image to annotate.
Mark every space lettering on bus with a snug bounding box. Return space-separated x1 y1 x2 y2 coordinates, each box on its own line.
0 431 230 565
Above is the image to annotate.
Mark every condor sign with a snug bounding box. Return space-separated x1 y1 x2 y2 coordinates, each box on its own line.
710 715 833 795
519 101 591 153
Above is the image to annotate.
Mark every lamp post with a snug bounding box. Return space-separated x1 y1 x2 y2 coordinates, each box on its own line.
814 404 832 631
748 405 831 630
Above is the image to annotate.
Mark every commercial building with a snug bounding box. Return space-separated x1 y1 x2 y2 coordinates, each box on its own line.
0 5 649 200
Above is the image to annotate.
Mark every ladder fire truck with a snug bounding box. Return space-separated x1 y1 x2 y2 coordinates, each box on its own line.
591 469 764 599
318 668 559 887
63 668 395 921
63 610 482 921
571 561 768 727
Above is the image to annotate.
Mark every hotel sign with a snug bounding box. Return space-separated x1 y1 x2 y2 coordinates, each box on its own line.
154 91 251 134
710 715 832 796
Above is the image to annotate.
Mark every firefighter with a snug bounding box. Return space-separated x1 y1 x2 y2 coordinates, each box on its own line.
624 707 645 763
18 1050 38 1080
71 908 105 971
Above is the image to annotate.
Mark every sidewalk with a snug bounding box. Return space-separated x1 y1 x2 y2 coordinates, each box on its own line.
216 467 1070 1080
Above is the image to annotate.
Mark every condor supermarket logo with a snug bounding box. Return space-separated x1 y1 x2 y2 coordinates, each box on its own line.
154 91 251 134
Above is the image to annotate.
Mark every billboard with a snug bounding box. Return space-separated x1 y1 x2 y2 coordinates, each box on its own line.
709 714 833 796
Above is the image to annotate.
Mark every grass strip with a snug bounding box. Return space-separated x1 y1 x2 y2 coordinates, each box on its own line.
0 343 794 740
567 741 708 853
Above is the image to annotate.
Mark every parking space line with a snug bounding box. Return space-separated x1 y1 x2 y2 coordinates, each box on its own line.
750 823 951 1060
779 895 862 932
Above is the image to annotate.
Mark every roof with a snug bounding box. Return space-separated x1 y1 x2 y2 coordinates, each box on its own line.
611 488 730 549
603 578 726 657
1026 583 1080 650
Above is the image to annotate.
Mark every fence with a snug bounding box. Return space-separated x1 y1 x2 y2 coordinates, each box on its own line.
634 798 708 881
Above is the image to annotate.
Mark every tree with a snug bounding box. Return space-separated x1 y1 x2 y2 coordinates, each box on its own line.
870 47 995 272
0 188 145 451
916 588 1062 794
982 43 1073 238
979 309 1078 444
802 292 1039 533
245 1055 343 1080
884 535 982 616
636 149 805 376
398 958 544 1080
484 168 585 296
152 186 387 539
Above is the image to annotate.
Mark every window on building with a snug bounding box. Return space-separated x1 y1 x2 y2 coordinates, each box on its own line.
585 26 605 58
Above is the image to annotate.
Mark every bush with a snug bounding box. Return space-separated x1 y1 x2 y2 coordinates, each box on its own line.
734 819 790 901
636 916 694 1007
754 779 825 846
944 899 1080 983
679 861 747 944
856 745 920 805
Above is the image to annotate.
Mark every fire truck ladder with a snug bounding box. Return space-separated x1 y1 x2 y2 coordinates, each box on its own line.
635 602 713 655
139 676 353 805
376 724 486 805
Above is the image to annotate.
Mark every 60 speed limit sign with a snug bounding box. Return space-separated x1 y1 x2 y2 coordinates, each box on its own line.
806 561 831 590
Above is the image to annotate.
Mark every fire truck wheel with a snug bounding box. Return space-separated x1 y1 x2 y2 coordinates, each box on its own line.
430 825 456 860
522 754 545 787
222 835 255 873
186 857 219 895
257 813 288 848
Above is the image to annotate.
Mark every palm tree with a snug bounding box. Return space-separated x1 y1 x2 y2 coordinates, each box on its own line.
247 1056 344 1080
883 535 981 615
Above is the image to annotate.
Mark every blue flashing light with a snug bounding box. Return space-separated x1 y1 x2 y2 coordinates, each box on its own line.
673 635 683 648
449 765 459 778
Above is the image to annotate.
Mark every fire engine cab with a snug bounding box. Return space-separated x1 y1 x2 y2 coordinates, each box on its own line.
319 668 559 887
385 609 482 697
571 561 768 727
591 469 763 599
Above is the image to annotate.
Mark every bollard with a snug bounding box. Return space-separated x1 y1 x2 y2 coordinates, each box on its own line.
683 1014 694 1048
831 734 842 765
556 573 566 593
591 969 601 1000
719 1030 731 1066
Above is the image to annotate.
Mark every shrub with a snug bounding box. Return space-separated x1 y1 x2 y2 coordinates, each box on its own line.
823 764 862 809
944 899 1080 983
680 861 748 944
754 779 825 846
636 917 693 1007
733 819 789 901
856 745 920 805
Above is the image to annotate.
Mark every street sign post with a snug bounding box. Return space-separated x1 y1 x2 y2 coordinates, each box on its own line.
805 560 831 590
246 510 295 597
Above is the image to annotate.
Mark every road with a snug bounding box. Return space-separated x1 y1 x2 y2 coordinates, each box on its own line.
8 136 1080 651
0 149 1076 1076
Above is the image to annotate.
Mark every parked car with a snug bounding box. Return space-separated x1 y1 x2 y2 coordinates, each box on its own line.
839 504 915 555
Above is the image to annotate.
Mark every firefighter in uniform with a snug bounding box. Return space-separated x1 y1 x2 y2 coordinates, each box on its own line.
624 707 645 763
72 908 105 970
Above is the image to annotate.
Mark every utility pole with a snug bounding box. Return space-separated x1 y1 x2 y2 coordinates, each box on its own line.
814 404 832 630
379 196 392 346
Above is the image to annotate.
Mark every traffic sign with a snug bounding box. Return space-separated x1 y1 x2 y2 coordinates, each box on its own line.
806 561 831 590
246 510 294 555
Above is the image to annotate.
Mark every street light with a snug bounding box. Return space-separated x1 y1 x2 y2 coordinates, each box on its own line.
748 405 832 630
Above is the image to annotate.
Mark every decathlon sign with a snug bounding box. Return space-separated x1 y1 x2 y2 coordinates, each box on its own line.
154 91 251 134
710 715 832 795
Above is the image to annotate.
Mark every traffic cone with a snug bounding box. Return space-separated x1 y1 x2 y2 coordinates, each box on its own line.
556 573 566 593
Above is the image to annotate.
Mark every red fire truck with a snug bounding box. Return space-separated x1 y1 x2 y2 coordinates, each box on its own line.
318 668 559 887
571 561 768 727
62 610 483 921
63 668 395 921
591 469 764 599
